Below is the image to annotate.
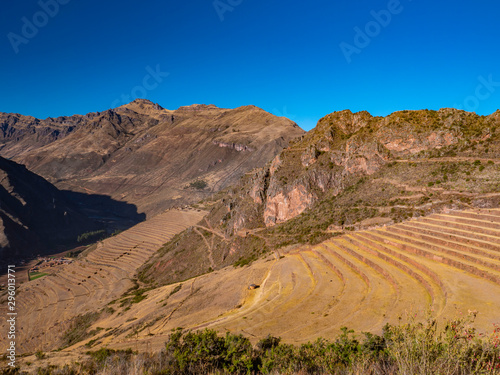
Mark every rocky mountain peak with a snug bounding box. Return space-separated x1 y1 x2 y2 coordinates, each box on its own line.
125 98 164 110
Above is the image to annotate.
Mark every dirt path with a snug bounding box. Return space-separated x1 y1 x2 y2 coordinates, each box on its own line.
193 227 216 269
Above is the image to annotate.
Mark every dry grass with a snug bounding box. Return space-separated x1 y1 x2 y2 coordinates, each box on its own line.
29 208 499 358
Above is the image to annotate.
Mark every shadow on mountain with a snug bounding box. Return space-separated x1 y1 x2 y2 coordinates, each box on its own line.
62 190 146 231
0 191 146 273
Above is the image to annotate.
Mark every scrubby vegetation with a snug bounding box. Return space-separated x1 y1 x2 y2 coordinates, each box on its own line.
4 314 500 374
77 230 106 244
189 179 208 190
65 247 86 258
61 312 102 348
110 279 153 310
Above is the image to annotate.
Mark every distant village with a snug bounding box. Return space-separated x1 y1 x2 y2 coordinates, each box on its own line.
29 256 74 273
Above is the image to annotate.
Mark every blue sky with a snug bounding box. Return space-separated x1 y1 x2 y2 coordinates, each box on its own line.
1 0 499 130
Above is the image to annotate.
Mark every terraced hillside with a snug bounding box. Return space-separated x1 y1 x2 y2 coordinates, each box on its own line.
0 208 206 354
139 108 500 288
41 207 500 357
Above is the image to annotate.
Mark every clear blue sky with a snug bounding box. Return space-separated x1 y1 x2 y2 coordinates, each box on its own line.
1 0 499 130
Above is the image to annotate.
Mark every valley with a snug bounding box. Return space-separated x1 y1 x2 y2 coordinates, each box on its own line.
0 207 206 355
1 104 500 373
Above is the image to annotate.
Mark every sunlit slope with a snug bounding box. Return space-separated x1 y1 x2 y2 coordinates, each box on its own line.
87 208 500 352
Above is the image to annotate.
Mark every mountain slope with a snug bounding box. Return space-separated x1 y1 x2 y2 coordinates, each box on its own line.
1 100 305 217
0 208 205 354
0 112 86 157
138 108 500 286
6 207 500 357
82 207 500 350
3 107 500 361
0 156 98 260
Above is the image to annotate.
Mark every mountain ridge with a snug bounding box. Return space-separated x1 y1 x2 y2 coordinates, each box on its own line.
0 99 304 217
2 106 500 367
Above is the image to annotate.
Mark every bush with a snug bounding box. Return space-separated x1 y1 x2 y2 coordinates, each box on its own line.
189 180 208 190
12 314 500 374
384 313 500 374
169 284 182 297
165 328 253 374
77 230 106 244
61 312 101 348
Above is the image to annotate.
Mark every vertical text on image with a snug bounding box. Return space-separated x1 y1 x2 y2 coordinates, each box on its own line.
7 265 17 368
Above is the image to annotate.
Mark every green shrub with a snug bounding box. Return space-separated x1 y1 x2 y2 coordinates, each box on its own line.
11 315 500 374
77 230 106 244
165 328 253 374
169 284 182 297
61 312 101 348
189 180 208 190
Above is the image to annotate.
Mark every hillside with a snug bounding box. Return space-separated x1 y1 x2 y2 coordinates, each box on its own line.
0 208 205 355
1 100 304 217
139 108 500 286
0 156 98 260
2 108 500 371
6 207 500 365
0 112 82 158
72 207 500 349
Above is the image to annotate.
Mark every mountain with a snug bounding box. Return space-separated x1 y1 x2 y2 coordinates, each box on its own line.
4 108 500 364
0 156 98 260
138 108 500 286
0 100 305 217
0 111 88 157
